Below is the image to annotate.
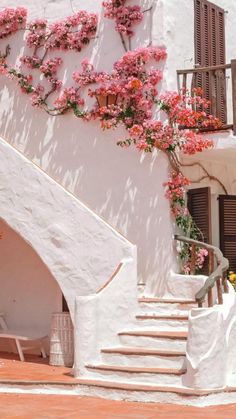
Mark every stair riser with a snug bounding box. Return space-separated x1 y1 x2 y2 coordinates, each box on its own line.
119 335 187 351
135 318 188 329
85 369 184 386
101 353 186 369
139 302 193 314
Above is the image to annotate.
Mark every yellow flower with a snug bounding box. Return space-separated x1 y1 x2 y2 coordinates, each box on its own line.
229 272 236 283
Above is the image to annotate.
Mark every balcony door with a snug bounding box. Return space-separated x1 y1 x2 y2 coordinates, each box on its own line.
194 0 227 123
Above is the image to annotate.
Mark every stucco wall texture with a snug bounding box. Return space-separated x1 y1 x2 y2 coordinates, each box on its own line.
0 0 178 292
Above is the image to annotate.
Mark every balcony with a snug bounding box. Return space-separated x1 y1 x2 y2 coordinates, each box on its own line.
177 60 236 135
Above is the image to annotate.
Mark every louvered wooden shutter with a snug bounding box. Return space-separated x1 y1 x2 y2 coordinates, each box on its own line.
219 195 236 272
194 0 226 123
188 187 212 274
188 187 212 243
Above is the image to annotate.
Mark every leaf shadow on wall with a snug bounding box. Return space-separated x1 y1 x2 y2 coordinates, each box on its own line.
0 0 176 293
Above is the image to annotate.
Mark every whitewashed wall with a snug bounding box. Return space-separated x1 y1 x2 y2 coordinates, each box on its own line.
0 138 135 321
0 219 62 353
0 0 177 290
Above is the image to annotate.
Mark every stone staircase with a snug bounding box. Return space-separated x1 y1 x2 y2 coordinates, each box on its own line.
80 296 197 392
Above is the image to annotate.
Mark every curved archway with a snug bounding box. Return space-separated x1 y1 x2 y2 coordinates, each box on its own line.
0 137 135 323
0 218 62 354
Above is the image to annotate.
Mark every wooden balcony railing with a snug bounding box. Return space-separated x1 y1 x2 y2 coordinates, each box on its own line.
175 235 229 308
177 60 236 135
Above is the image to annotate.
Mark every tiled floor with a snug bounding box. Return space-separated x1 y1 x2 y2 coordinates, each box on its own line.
0 352 236 418
0 351 76 383
0 394 235 418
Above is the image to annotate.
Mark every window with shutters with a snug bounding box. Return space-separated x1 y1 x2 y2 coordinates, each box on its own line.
187 187 212 274
219 195 236 272
194 0 227 123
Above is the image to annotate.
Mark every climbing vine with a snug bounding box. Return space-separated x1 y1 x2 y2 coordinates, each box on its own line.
0 4 223 273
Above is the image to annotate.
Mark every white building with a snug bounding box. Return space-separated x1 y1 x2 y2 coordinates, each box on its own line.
0 0 236 405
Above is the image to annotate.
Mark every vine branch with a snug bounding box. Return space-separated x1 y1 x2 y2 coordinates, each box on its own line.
174 154 228 194
119 33 128 52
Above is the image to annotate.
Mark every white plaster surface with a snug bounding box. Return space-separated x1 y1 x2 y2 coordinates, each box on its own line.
74 257 138 375
0 0 176 289
0 219 61 353
184 289 236 389
0 137 135 320
0 0 235 399
165 273 207 300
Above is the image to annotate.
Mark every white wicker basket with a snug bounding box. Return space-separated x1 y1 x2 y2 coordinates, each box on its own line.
49 312 74 367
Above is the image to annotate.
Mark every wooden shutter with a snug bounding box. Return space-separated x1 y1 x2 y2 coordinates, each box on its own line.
188 187 212 244
194 0 226 123
219 195 236 272
188 187 212 274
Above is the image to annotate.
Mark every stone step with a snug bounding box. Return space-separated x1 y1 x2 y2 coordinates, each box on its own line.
74 377 222 403
138 297 196 304
138 297 196 314
101 347 186 369
0 378 227 404
135 314 189 329
85 364 186 386
118 330 187 351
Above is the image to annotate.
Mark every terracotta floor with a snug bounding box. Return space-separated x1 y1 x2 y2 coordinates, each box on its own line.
0 394 235 418
0 352 76 383
0 352 236 418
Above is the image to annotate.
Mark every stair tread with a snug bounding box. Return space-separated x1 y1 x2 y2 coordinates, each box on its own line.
101 347 186 356
75 377 222 395
118 330 188 339
138 297 196 304
86 364 186 375
136 314 189 320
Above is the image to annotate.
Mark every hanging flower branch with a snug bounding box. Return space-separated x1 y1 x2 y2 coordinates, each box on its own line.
103 0 148 51
103 0 143 37
0 8 98 115
25 12 98 52
0 7 224 274
115 89 221 273
84 47 167 126
0 7 27 39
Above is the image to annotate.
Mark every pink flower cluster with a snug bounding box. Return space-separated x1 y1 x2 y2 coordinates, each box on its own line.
183 247 208 274
26 19 47 48
114 47 167 77
159 90 222 130
20 55 41 69
0 7 27 39
54 87 84 110
0 7 99 116
164 172 191 206
25 11 98 52
180 130 213 154
39 58 62 78
49 11 97 51
103 0 143 37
